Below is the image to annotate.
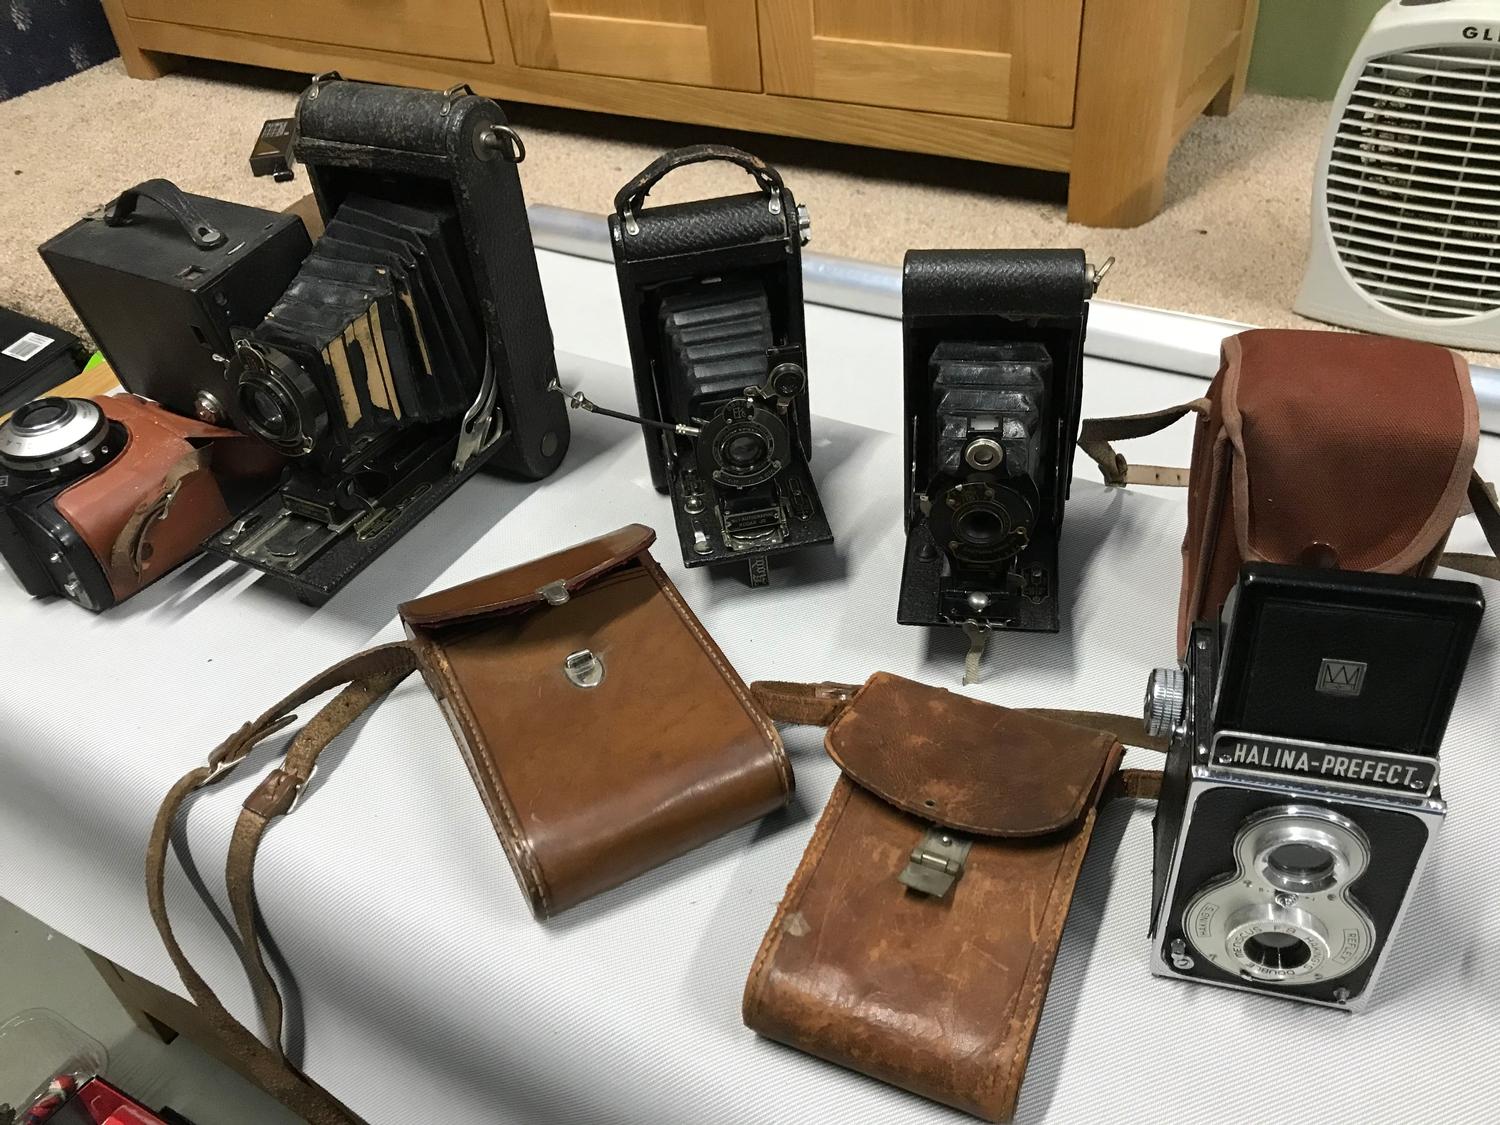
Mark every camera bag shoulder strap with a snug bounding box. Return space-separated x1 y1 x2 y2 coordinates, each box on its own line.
1078 405 1500 581
749 681 1164 799
146 642 419 1125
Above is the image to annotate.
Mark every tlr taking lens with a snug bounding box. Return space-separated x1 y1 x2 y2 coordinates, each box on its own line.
1243 932 1313 972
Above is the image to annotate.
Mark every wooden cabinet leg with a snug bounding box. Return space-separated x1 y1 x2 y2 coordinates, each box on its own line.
1068 0 1190 228
98 0 180 79
1205 0 1261 116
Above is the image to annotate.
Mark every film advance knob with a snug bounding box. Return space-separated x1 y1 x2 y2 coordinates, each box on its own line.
1144 667 1186 738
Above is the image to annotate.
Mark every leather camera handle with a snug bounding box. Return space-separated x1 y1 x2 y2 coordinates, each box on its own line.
146 642 418 1124
103 178 225 249
613 144 786 227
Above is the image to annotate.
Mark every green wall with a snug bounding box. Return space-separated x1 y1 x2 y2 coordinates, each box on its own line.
1247 0 1390 99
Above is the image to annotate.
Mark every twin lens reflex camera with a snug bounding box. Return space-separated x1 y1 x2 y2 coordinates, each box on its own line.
1144 562 1483 1010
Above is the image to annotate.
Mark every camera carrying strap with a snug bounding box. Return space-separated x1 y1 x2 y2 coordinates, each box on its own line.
145 642 419 1125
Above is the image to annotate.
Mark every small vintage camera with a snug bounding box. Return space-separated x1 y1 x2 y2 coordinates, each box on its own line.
899 250 1105 674
606 145 832 586
0 395 284 611
1144 563 1484 1010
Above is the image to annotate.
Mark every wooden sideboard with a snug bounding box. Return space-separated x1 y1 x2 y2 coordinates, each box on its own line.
98 0 1260 228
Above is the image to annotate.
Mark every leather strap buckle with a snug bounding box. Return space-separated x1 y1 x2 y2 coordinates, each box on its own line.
899 827 972 898
243 765 315 819
205 713 297 782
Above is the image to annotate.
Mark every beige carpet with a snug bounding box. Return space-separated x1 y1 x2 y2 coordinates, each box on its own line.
4 58 1490 363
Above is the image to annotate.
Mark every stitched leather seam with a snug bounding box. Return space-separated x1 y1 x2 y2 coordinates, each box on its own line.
744 777 852 1023
983 819 1094 1110
643 554 791 796
417 635 553 915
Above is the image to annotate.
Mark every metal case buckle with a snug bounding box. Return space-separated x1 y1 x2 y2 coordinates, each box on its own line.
899 827 972 897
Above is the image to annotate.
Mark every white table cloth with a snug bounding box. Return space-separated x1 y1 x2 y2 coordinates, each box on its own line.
2 249 1497 1124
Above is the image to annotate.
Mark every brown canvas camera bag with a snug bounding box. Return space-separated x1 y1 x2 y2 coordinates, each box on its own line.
1079 329 1500 652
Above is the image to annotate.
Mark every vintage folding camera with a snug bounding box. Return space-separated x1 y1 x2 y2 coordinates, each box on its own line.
41 78 568 604
1144 563 1484 1010
0 395 284 611
898 249 1106 675
605 144 832 586
201 77 570 602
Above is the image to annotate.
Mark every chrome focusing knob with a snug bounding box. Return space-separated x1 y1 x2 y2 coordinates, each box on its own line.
796 203 811 245
1143 666 1186 738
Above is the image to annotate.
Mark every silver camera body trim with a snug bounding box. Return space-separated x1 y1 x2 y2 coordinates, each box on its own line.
1149 762 1446 1013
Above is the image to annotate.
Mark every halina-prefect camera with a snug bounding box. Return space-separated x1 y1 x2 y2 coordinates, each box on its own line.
898 250 1105 676
607 145 832 586
1144 562 1484 1010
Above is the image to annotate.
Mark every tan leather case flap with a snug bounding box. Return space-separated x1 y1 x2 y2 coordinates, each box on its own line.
400 526 792 918
398 523 655 625
825 672 1120 836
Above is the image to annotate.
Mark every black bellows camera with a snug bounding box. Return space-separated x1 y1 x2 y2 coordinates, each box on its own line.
40 77 568 604
1144 563 1484 1010
607 145 832 586
898 250 1102 675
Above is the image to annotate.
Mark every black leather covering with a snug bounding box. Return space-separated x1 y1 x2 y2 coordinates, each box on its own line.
903 250 1092 318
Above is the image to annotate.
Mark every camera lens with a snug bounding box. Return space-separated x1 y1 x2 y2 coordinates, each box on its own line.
725 431 768 468
0 397 113 474
233 343 326 456
1242 932 1313 972
245 385 287 435
19 401 67 427
956 507 1009 547
1267 843 1337 883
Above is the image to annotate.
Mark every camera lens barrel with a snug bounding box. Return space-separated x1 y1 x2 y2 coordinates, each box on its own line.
0 397 116 475
233 341 328 456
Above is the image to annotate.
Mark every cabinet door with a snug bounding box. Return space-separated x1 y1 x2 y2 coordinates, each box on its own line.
758 0 1083 125
506 0 761 90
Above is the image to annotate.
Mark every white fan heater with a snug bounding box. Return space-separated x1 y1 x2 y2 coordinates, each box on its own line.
1296 0 1500 350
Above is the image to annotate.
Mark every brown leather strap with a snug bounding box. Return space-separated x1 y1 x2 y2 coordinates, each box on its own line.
146 643 418 1124
1077 400 1207 487
751 681 861 727
1439 472 1500 580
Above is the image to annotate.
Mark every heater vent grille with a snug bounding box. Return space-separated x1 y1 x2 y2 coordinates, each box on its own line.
1328 44 1500 320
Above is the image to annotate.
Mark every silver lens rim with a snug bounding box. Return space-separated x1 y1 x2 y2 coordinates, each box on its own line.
0 397 110 472
1244 804 1369 895
1224 902 1332 982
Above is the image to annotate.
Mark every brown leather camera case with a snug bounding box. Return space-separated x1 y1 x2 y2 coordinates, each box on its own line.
399 524 793 918
743 673 1123 1122
53 393 284 602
